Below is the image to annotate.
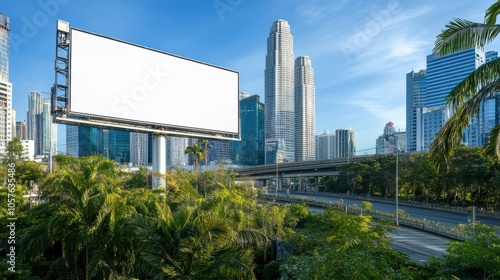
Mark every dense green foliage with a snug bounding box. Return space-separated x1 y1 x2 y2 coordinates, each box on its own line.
0 155 499 279
323 147 500 210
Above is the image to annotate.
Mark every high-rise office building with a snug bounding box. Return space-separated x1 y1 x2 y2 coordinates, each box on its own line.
376 122 406 154
66 126 130 164
0 14 13 148
265 19 295 164
130 132 149 166
27 93 56 155
42 98 57 155
0 81 12 142
166 136 189 168
16 121 27 140
294 56 315 162
232 94 265 166
335 129 356 159
406 70 426 152
315 130 335 160
209 140 232 164
27 91 43 153
426 48 484 108
415 48 485 150
0 14 9 82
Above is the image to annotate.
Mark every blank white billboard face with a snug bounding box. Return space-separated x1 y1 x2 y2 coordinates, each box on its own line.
69 29 239 136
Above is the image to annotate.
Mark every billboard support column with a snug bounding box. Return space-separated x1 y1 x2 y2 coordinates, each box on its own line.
152 134 166 189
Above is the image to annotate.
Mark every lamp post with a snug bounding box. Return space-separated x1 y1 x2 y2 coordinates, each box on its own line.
275 159 278 199
395 136 399 226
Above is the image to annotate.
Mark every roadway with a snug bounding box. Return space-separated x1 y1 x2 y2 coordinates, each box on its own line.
305 205 451 263
288 192 500 228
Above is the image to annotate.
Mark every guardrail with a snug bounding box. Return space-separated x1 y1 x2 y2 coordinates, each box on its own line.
291 191 500 220
263 194 476 241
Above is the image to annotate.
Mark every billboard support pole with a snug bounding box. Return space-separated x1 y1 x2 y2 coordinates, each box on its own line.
152 134 166 189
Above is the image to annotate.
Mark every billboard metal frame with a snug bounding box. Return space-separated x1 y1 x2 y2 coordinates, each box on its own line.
52 20 240 141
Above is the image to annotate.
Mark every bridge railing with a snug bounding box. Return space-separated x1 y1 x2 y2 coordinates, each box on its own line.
263 194 476 241
291 191 500 220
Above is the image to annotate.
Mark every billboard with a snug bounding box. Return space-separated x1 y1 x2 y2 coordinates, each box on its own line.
56 25 239 140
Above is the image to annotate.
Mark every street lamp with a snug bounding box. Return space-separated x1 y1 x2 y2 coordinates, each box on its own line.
395 136 400 226
275 160 278 199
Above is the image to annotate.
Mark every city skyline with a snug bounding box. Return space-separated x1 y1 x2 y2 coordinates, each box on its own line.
3 1 500 154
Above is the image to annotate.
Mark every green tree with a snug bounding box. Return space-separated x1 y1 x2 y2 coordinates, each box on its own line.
136 200 267 280
20 156 134 279
4 137 25 164
429 223 500 279
429 1 500 167
184 143 204 176
197 139 211 170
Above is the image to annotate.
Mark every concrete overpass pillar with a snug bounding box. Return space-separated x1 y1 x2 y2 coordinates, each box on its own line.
314 177 319 193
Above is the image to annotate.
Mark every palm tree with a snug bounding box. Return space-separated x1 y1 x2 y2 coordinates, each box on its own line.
197 139 211 170
429 1 500 168
184 144 205 175
136 199 267 280
21 156 137 279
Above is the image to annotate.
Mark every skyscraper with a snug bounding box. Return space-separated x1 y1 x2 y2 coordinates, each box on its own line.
27 92 44 154
16 121 27 140
406 70 426 152
376 122 406 154
416 48 485 150
335 129 356 159
315 130 335 160
66 125 130 164
0 14 9 82
232 94 265 166
0 14 13 146
166 136 189 168
265 19 295 164
294 56 315 162
426 48 484 108
27 92 56 155
130 132 149 166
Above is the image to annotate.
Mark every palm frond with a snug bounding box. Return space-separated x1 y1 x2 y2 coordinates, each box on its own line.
445 58 500 109
429 105 472 170
433 19 500 56
485 1 500 25
484 124 500 159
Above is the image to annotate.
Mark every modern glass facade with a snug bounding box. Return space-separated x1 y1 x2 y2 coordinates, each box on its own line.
0 15 11 145
66 125 130 164
232 94 265 166
166 136 188 168
0 14 9 82
294 56 315 162
265 19 295 164
423 106 450 150
335 129 356 158
406 70 426 152
426 48 484 108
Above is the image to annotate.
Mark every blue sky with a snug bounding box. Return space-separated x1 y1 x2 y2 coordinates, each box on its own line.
3 0 500 154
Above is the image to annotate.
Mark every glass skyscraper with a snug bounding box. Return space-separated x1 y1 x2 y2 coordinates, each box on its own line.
0 14 12 144
232 94 265 166
406 70 426 152
0 14 9 82
426 48 484 108
265 19 295 164
315 130 335 160
294 56 315 162
335 129 356 158
418 48 485 150
66 126 130 164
